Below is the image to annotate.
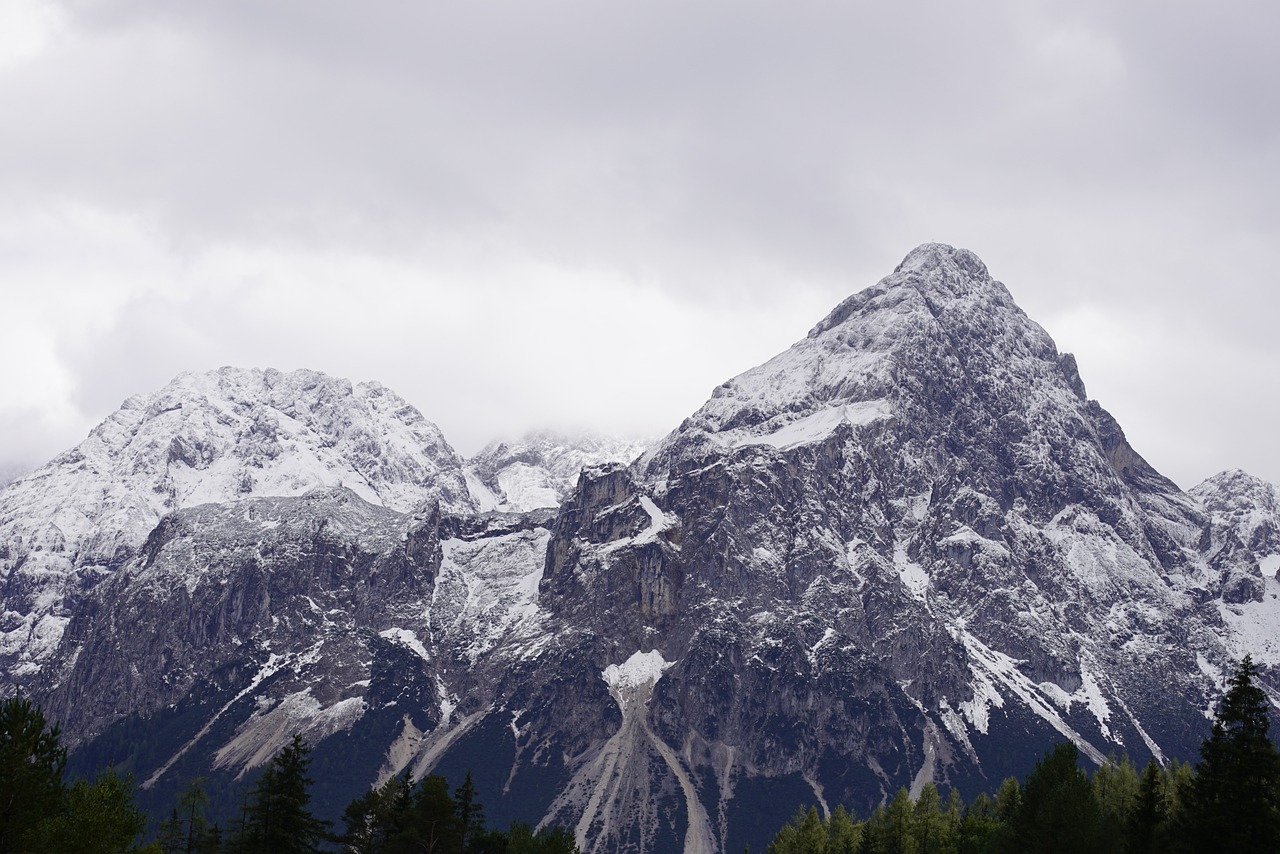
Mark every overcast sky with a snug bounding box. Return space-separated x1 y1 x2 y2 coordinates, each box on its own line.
1 0 1276 490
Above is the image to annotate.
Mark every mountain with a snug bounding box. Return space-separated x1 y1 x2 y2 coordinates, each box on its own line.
466 432 652 512
6 245 1279 854
0 367 472 682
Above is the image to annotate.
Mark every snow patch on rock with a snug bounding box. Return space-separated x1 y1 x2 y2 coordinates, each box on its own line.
725 400 893 450
602 650 674 697
1218 577 1280 666
380 628 431 662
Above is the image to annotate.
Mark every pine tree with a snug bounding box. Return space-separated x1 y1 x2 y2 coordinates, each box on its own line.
1126 760 1165 854
826 804 864 853
884 788 913 854
390 774 460 854
982 778 1021 854
911 783 952 854
941 789 963 847
343 771 416 854
1002 741 1103 854
1159 757 1193 834
172 777 215 854
232 734 330 854
1185 655 1280 852
455 771 485 852
992 777 1020 824
793 805 827 853
342 786 387 854
956 792 1000 854
1091 753 1138 854
158 809 185 854
0 693 67 853
858 804 886 854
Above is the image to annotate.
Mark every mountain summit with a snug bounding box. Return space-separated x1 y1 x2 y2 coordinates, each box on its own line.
4 245 1278 854
0 366 471 680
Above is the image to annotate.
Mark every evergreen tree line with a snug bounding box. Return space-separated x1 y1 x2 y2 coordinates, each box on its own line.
766 655 1280 854
1 699 578 854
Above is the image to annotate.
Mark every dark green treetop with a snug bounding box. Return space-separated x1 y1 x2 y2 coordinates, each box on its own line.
1185 654 1280 853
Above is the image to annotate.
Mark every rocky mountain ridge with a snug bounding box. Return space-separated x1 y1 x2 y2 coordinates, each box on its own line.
466 432 651 513
3 244 1279 854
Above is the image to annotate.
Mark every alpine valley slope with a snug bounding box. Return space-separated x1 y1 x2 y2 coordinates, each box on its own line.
4 244 1279 854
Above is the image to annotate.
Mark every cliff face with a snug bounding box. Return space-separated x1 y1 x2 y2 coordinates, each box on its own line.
6 245 1279 854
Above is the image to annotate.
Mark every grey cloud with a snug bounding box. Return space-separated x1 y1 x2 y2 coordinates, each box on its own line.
0 2 1078 285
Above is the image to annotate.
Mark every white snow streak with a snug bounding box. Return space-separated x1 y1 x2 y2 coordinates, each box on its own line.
958 632 1107 765
380 627 430 662
726 400 892 450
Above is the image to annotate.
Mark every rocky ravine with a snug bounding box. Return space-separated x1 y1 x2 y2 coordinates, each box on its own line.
5 244 1280 854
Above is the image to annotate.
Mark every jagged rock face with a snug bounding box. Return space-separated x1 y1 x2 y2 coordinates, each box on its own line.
0 367 472 682
1192 470 1280 560
41 489 431 750
39 487 563 821
9 245 1280 854
1190 470 1280 657
466 432 651 512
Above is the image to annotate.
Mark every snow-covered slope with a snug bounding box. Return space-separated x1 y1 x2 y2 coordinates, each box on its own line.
0 367 471 680
466 431 650 512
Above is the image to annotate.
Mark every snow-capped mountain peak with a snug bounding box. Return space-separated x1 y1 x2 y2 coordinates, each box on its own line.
0 366 471 679
641 243 1080 483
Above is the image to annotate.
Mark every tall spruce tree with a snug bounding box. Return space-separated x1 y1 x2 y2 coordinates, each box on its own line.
342 772 414 854
1126 760 1166 854
1091 754 1138 854
1002 741 1103 854
158 777 217 854
911 783 952 853
455 771 485 852
1185 655 1280 852
957 792 1001 854
403 774 462 853
232 735 330 854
